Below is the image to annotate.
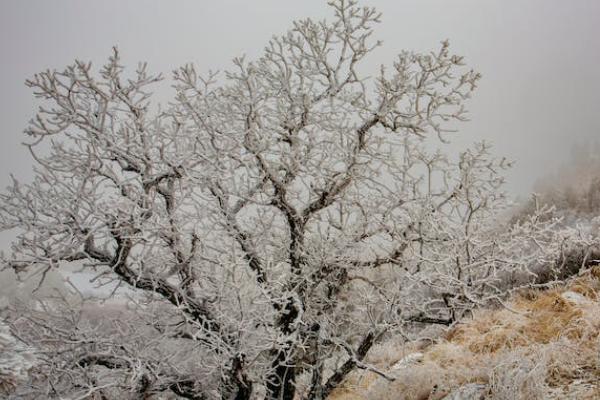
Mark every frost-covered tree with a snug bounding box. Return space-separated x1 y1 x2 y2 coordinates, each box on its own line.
0 320 37 396
0 1 565 399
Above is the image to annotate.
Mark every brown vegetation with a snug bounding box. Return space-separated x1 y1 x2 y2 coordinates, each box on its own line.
329 267 600 399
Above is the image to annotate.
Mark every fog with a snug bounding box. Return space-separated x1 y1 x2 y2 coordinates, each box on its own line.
0 0 599 235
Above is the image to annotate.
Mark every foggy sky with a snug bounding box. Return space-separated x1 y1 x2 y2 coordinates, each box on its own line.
1 0 599 197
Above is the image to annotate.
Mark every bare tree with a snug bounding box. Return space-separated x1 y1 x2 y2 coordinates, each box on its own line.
0 1 567 399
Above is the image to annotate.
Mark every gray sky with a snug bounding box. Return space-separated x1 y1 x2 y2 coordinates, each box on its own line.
1 0 599 196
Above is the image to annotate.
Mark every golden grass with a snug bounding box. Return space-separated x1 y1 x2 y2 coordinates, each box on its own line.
328 371 379 400
569 281 598 299
329 268 600 400
591 265 600 280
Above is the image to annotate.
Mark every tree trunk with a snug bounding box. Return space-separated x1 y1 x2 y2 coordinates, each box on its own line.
266 296 301 400
265 343 297 400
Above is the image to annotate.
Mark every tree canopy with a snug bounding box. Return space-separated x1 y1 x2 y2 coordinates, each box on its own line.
0 1 568 399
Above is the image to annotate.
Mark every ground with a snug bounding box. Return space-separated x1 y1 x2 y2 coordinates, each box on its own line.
330 266 600 400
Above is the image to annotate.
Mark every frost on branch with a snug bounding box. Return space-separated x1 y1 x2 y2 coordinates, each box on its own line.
0 320 37 395
0 1 570 399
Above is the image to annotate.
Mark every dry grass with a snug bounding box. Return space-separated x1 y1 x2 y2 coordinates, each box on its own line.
447 290 585 353
487 349 549 400
591 265 600 280
329 268 600 399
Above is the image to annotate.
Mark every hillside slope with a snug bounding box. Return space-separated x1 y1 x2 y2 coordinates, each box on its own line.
330 267 600 400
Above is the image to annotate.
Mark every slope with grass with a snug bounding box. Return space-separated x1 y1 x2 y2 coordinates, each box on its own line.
330 266 600 400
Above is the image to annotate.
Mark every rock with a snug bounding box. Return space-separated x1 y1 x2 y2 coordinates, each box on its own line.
561 291 592 306
440 383 487 400
390 352 424 370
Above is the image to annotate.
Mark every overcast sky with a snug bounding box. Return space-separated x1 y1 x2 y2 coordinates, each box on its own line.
1 0 599 196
